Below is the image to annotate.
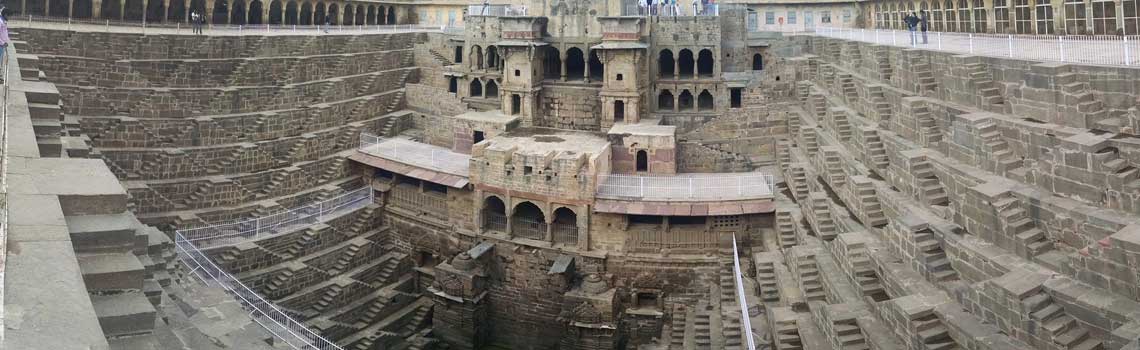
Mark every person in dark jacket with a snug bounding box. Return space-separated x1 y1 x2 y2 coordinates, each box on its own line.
920 10 929 44
905 12 920 46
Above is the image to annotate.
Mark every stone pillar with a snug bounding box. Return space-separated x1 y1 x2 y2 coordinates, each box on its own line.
561 50 568 81
1116 0 1125 34
673 54 680 80
69 0 74 18
93 0 101 18
576 204 589 251
119 0 125 20
44 0 50 16
163 0 170 22
544 212 554 242
584 52 591 83
431 250 492 350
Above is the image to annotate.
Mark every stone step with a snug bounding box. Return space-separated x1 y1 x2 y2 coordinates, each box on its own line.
91 292 157 337
78 252 146 291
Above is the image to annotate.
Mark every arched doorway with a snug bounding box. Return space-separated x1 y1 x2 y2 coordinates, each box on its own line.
367 5 376 24
229 0 246 24
487 46 499 70
588 50 604 81
247 0 263 24
268 0 283 24
544 47 561 79
697 90 714 111
679 90 694 111
483 196 507 232
48 0 69 17
145 0 165 22
327 3 338 24
378 5 386 24
512 202 546 240
551 208 578 245
386 6 395 23
636 150 648 171
678 49 695 78
167 0 186 21
342 4 352 24
211 0 227 23
658 90 674 110
659 49 675 76
697 49 714 76
74 0 95 18
355 6 364 24
565 47 585 80
614 100 625 123
314 2 325 24
752 54 763 70
125 0 145 20
102 0 123 20
470 79 483 97
285 1 298 24
299 1 312 24
470 45 483 69
485 80 499 98
510 94 521 115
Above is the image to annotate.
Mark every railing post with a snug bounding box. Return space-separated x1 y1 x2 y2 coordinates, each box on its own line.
968 33 974 54
255 217 261 238
1125 36 1132 66
688 178 693 198
1008 34 1013 57
937 31 942 50
1059 36 1065 62
639 177 644 198
737 176 743 196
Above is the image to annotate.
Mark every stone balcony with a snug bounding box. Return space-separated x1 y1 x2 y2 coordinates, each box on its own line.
352 133 471 188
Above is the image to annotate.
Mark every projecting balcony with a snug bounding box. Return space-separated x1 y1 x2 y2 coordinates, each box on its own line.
594 173 777 215
352 133 471 188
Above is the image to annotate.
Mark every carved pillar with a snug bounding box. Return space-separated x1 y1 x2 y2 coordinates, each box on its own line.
93 0 101 18
561 50 568 81
163 0 170 22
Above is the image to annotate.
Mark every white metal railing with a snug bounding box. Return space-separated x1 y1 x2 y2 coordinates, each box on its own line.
176 235 345 350
9 14 446 35
816 26 1140 66
358 133 470 177
177 187 372 249
468 4 528 16
596 173 774 201
731 234 756 350
0 34 12 346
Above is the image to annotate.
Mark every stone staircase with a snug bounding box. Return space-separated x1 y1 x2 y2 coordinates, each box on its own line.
910 313 959 350
283 227 321 258
913 103 942 147
427 48 454 66
1024 293 1104 350
668 304 688 349
773 317 804 350
966 62 1006 112
693 305 713 349
776 210 799 250
755 258 781 302
912 160 949 206
808 195 838 241
867 85 894 122
314 284 346 312
977 122 1022 174
788 165 810 201
329 243 364 275
859 127 889 172
719 257 743 350
906 51 938 95
914 229 958 282
794 255 826 302
265 268 296 293
994 197 1052 259
832 319 869 350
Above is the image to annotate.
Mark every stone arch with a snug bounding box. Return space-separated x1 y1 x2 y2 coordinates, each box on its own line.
752 53 763 70
565 47 586 80
285 1 298 24
659 49 675 76
470 78 483 97
378 5 387 24
888 3 897 28
944 0 956 31
229 0 246 24
299 1 312 24
268 0 283 24
697 49 714 76
74 0 95 18
100 0 122 20
697 90 714 111
314 2 325 24
355 5 364 24
551 207 579 244
679 90 694 111
125 0 145 20
190 0 207 16
588 50 604 81
678 49 695 78
470 45 484 69
248 0 264 24
386 6 396 23
367 5 375 24
958 0 971 32
512 201 547 240
327 2 338 24
544 47 561 79
211 0 227 23
483 195 507 232
636 150 648 171
658 89 675 110
485 80 499 98
931 0 941 31
342 3 352 24
165 0 185 21
487 46 500 69
49 0 69 17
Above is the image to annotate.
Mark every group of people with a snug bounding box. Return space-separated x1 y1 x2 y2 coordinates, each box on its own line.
189 10 205 34
903 10 929 45
637 0 717 16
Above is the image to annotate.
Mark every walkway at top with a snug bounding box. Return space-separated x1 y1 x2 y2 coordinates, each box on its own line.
815 26 1140 67
7 16 454 36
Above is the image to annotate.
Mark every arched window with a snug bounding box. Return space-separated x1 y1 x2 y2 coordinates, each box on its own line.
144 0 165 22
485 80 499 98
588 50 604 81
342 4 353 25
932 1 942 31
230 0 246 24
752 53 763 70
314 2 326 25
1036 0 1055 33
285 1 299 24
958 0 971 32
697 90 714 111
166 0 186 21
659 49 675 77
994 0 1010 33
565 48 586 80
973 0 986 32
1014 0 1031 33
679 90 694 111
355 5 365 24
471 45 483 70
469 79 483 97
248 0 263 24
697 49 714 76
367 5 376 24
483 196 507 232
511 202 546 240
1092 0 1116 34
487 46 500 70
945 0 957 32
658 90 675 110
678 49 695 78
636 150 648 172
327 3 338 24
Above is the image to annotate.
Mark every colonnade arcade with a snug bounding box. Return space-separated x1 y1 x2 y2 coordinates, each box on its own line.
869 0 1140 35
5 0 402 25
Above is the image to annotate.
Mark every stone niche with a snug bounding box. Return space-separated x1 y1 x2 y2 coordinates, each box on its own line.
559 274 622 350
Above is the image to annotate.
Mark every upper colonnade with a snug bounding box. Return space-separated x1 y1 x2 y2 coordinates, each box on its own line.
868 0 1140 35
2 0 408 26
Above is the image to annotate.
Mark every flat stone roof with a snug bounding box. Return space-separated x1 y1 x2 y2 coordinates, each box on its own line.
483 128 611 157
607 121 676 137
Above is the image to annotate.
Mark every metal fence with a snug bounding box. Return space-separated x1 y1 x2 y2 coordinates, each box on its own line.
512 216 547 241
484 212 508 233
358 133 471 177
468 5 528 16
176 236 345 350
731 234 756 350
816 26 1140 66
177 187 372 249
389 184 448 220
551 222 578 245
626 229 719 252
9 14 454 35
596 173 775 201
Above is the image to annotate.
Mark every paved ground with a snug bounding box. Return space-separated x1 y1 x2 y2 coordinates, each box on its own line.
816 28 1140 67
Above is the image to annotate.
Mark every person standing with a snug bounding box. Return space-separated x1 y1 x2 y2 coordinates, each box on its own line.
0 6 9 80
920 10 929 44
638 0 647 15
324 14 331 33
905 12 919 46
